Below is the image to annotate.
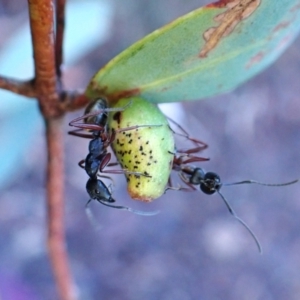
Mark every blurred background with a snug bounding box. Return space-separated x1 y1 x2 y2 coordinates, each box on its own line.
0 0 300 299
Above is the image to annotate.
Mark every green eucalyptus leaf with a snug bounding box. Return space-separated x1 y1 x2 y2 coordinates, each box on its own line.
87 0 300 104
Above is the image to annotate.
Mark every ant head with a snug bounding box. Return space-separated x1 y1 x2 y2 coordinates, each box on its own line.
189 168 222 195
85 178 160 216
86 178 115 203
84 98 108 128
201 172 222 195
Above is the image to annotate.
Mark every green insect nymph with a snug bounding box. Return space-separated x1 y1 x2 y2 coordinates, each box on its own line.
108 97 175 202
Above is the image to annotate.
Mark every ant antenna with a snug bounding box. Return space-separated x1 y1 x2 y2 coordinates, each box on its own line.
85 199 160 216
85 205 102 231
220 178 298 252
216 178 298 253
223 179 299 187
216 190 262 253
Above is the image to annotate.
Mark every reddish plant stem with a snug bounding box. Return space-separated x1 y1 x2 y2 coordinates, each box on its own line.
46 117 77 300
0 76 36 97
28 0 62 117
28 1 77 299
59 91 89 111
55 0 66 84
0 72 88 111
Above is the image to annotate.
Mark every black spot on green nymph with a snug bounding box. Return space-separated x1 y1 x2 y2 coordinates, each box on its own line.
113 111 121 124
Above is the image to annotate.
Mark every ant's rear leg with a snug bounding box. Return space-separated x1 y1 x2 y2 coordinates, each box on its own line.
178 172 198 191
164 175 193 193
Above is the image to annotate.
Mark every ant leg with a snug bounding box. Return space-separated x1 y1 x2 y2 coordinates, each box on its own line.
178 172 198 191
69 111 105 131
176 145 208 156
69 107 127 125
167 116 190 136
106 162 119 167
69 129 94 139
171 154 209 178
98 153 112 171
107 183 113 194
167 116 208 148
97 174 115 184
178 156 209 164
98 200 160 216
78 159 85 169
167 118 209 162
164 174 192 193
101 169 152 178
164 176 183 193
98 153 151 178
69 101 133 131
69 123 105 132
114 124 162 134
164 185 191 193
98 153 129 174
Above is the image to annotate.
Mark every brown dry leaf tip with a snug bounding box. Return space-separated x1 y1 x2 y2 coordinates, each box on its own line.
199 0 261 58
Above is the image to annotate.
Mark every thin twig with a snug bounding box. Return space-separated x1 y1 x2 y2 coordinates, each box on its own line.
46 117 77 300
59 90 89 111
55 0 66 86
0 76 36 97
0 71 88 111
28 1 77 299
28 0 62 118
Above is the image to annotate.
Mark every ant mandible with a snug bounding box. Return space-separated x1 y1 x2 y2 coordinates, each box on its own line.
69 98 160 216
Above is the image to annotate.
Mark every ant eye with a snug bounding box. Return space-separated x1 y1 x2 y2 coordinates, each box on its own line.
108 97 175 202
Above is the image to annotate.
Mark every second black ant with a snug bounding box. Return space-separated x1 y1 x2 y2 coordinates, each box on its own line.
171 152 298 253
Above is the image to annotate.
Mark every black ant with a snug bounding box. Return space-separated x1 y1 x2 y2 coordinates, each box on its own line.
172 158 298 253
165 117 298 252
69 98 160 216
